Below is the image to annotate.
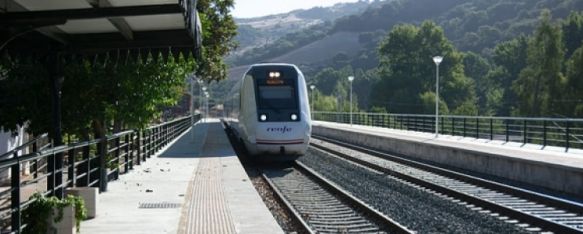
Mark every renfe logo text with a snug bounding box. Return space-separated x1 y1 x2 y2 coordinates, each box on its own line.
267 126 292 134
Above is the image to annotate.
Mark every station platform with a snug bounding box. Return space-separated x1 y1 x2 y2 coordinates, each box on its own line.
312 121 583 198
82 119 283 234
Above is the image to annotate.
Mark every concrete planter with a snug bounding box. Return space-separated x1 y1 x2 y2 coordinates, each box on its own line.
66 187 98 218
48 205 76 234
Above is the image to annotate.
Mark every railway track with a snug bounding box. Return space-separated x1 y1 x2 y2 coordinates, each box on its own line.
262 161 412 234
311 136 583 233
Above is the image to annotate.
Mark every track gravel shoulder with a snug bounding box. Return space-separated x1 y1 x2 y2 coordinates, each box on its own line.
300 148 531 234
245 167 306 233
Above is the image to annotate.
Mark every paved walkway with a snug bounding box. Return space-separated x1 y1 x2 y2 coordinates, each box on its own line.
82 119 282 234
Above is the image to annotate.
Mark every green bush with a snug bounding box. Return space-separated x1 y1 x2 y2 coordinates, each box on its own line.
23 193 87 234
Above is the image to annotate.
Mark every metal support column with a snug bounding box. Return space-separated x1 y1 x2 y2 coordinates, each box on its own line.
48 51 64 198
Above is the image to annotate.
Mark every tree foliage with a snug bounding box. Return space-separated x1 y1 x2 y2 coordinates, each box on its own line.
0 53 195 137
0 56 50 135
563 11 583 58
196 0 238 81
463 52 492 114
0 0 237 137
373 21 476 115
484 35 529 116
513 10 566 117
566 45 583 116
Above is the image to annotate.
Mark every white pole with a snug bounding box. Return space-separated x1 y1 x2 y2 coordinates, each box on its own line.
206 95 209 120
199 85 203 123
311 91 313 116
190 77 195 141
348 76 354 126
435 64 439 137
310 85 315 118
433 56 443 138
201 86 207 123
350 81 353 126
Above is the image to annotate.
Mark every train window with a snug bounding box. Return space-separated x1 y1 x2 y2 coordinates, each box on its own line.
259 86 293 99
257 85 298 109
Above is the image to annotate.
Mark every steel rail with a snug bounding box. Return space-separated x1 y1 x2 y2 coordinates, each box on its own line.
263 162 413 233
295 161 414 234
311 136 583 233
261 172 314 234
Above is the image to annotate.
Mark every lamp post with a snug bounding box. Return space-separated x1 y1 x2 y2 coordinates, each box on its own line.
189 76 196 141
348 76 354 126
433 56 443 138
204 91 209 121
310 85 315 117
201 86 207 122
190 76 200 125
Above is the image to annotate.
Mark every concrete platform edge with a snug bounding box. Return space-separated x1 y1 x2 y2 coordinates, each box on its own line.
313 122 583 198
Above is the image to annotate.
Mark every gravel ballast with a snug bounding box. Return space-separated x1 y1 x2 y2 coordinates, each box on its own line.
299 148 531 233
244 167 306 233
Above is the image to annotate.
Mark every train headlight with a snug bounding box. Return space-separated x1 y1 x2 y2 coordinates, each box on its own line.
260 114 267 121
290 114 298 121
269 71 281 78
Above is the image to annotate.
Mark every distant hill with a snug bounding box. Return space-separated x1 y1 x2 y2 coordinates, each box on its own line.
330 0 583 53
228 0 378 61
229 0 583 73
222 0 583 107
269 32 362 66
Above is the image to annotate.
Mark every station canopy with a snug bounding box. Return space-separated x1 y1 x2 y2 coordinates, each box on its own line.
0 0 202 57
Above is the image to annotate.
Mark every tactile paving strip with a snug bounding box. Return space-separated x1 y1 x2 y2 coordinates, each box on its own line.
179 158 236 234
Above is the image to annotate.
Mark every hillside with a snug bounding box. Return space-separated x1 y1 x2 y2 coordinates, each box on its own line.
229 0 375 60
269 32 362 66
231 0 583 70
220 0 583 118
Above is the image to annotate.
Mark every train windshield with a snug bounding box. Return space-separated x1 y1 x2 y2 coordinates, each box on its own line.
248 65 301 122
257 85 297 109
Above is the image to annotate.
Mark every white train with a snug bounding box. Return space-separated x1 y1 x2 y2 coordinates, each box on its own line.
224 63 312 160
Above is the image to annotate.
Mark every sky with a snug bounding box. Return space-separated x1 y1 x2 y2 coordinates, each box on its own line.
233 0 361 18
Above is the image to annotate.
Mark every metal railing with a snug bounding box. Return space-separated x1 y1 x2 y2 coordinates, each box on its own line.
313 111 583 152
0 115 198 233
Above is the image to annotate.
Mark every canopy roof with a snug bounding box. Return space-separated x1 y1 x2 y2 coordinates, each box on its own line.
0 0 202 56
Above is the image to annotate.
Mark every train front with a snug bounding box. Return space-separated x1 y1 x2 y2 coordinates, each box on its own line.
247 64 311 159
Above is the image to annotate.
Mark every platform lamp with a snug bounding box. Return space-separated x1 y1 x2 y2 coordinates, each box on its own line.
204 91 209 121
433 56 444 138
310 85 316 117
201 86 207 122
348 76 355 126
189 75 197 141
198 80 204 113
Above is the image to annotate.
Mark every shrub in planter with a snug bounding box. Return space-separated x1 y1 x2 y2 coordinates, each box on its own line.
22 193 88 234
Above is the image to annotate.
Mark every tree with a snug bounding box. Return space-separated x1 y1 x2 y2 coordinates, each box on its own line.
1 0 237 138
513 10 566 117
463 52 492 114
565 45 583 117
562 11 583 58
312 91 339 112
0 56 50 135
196 0 238 81
486 35 529 116
373 21 477 115
312 66 353 96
